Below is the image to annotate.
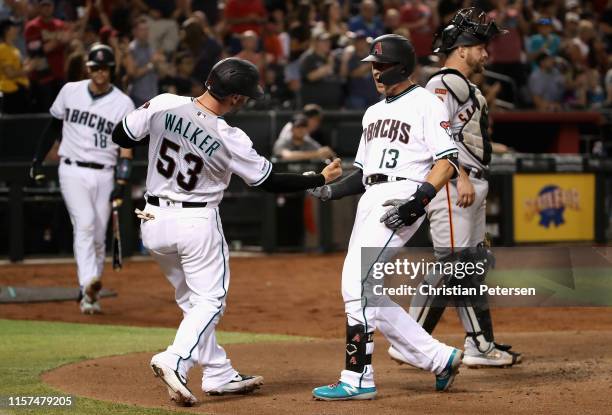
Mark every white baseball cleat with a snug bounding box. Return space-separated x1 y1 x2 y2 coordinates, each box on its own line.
150 354 197 406
206 373 264 395
79 295 101 314
462 337 521 368
80 279 103 314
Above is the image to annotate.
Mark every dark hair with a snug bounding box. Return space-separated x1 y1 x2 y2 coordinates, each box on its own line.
292 114 309 127
0 18 18 40
181 19 205 56
303 103 323 118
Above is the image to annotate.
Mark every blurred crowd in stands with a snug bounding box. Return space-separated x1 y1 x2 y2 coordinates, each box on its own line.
0 0 612 115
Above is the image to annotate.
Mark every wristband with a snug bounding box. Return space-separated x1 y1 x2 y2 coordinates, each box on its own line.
115 157 132 181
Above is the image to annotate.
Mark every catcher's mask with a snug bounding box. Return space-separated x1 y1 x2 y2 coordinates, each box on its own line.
361 34 416 86
433 8 507 54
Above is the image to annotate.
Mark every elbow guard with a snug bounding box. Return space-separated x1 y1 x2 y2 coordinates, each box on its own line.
115 157 132 181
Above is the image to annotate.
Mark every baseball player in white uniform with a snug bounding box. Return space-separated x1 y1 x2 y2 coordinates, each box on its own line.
30 44 134 314
388 8 522 368
111 57 342 406
309 34 463 401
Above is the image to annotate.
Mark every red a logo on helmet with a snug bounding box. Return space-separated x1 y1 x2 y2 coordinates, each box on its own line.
374 42 383 55
96 51 104 61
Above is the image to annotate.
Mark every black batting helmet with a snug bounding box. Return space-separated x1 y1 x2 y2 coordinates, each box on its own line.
361 34 416 86
433 8 506 54
205 58 264 101
86 43 115 67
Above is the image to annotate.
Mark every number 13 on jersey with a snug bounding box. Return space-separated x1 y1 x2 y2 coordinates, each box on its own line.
379 148 399 168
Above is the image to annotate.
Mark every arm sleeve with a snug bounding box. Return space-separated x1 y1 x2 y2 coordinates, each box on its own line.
258 169 325 193
112 122 144 148
32 117 62 164
328 168 365 199
424 98 458 160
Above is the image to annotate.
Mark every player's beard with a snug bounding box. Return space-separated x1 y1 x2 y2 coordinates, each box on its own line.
466 52 485 74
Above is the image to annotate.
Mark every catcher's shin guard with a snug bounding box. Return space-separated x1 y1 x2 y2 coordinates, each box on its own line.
409 265 450 334
456 294 495 352
345 323 373 373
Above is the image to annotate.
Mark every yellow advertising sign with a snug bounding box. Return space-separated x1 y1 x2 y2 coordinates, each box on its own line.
513 174 595 242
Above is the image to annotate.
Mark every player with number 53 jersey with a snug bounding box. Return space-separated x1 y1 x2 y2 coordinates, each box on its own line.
111 57 342 406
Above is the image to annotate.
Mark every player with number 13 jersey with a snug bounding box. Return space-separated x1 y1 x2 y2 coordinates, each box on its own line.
356 83 457 182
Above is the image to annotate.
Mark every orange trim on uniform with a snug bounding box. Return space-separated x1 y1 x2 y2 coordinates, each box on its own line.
445 183 455 251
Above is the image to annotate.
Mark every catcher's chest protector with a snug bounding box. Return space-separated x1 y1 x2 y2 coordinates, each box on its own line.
433 68 492 166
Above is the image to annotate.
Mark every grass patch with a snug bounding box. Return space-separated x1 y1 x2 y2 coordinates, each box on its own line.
0 319 305 414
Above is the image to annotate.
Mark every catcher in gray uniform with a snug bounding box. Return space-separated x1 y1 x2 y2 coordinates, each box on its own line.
388 8 522 368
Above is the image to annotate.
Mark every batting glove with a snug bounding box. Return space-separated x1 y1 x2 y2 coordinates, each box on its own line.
29 162 46 184
308 185 332 201
380 182 437 230
110 182 126 206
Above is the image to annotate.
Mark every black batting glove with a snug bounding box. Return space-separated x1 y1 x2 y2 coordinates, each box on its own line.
29 162 46 185
110 182 126 206
380 182 437 230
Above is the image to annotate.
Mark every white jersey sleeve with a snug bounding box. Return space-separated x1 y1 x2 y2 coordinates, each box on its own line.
226 127 272 186
426 76 460 119
121 95 167 142
49 84 68 119
423 95 457 160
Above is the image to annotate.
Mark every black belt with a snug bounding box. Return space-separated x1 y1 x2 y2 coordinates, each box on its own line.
365 174 407 186
147 196 208 208
64 158 106 169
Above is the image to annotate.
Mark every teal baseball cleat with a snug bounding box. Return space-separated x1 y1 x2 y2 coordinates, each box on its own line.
435 348 463 391
312 381 377 401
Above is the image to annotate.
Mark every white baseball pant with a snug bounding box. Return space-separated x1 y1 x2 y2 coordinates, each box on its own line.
140 202 239 391
340 180 455 389
59 161 114 290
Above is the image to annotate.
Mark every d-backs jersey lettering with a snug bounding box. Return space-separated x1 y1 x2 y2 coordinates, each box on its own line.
354 84 457 183
50 80 135 166
121 93 272 205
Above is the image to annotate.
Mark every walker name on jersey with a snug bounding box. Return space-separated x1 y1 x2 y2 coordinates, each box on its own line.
63 108 114 134
164 113 221 157
363 118 411 143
